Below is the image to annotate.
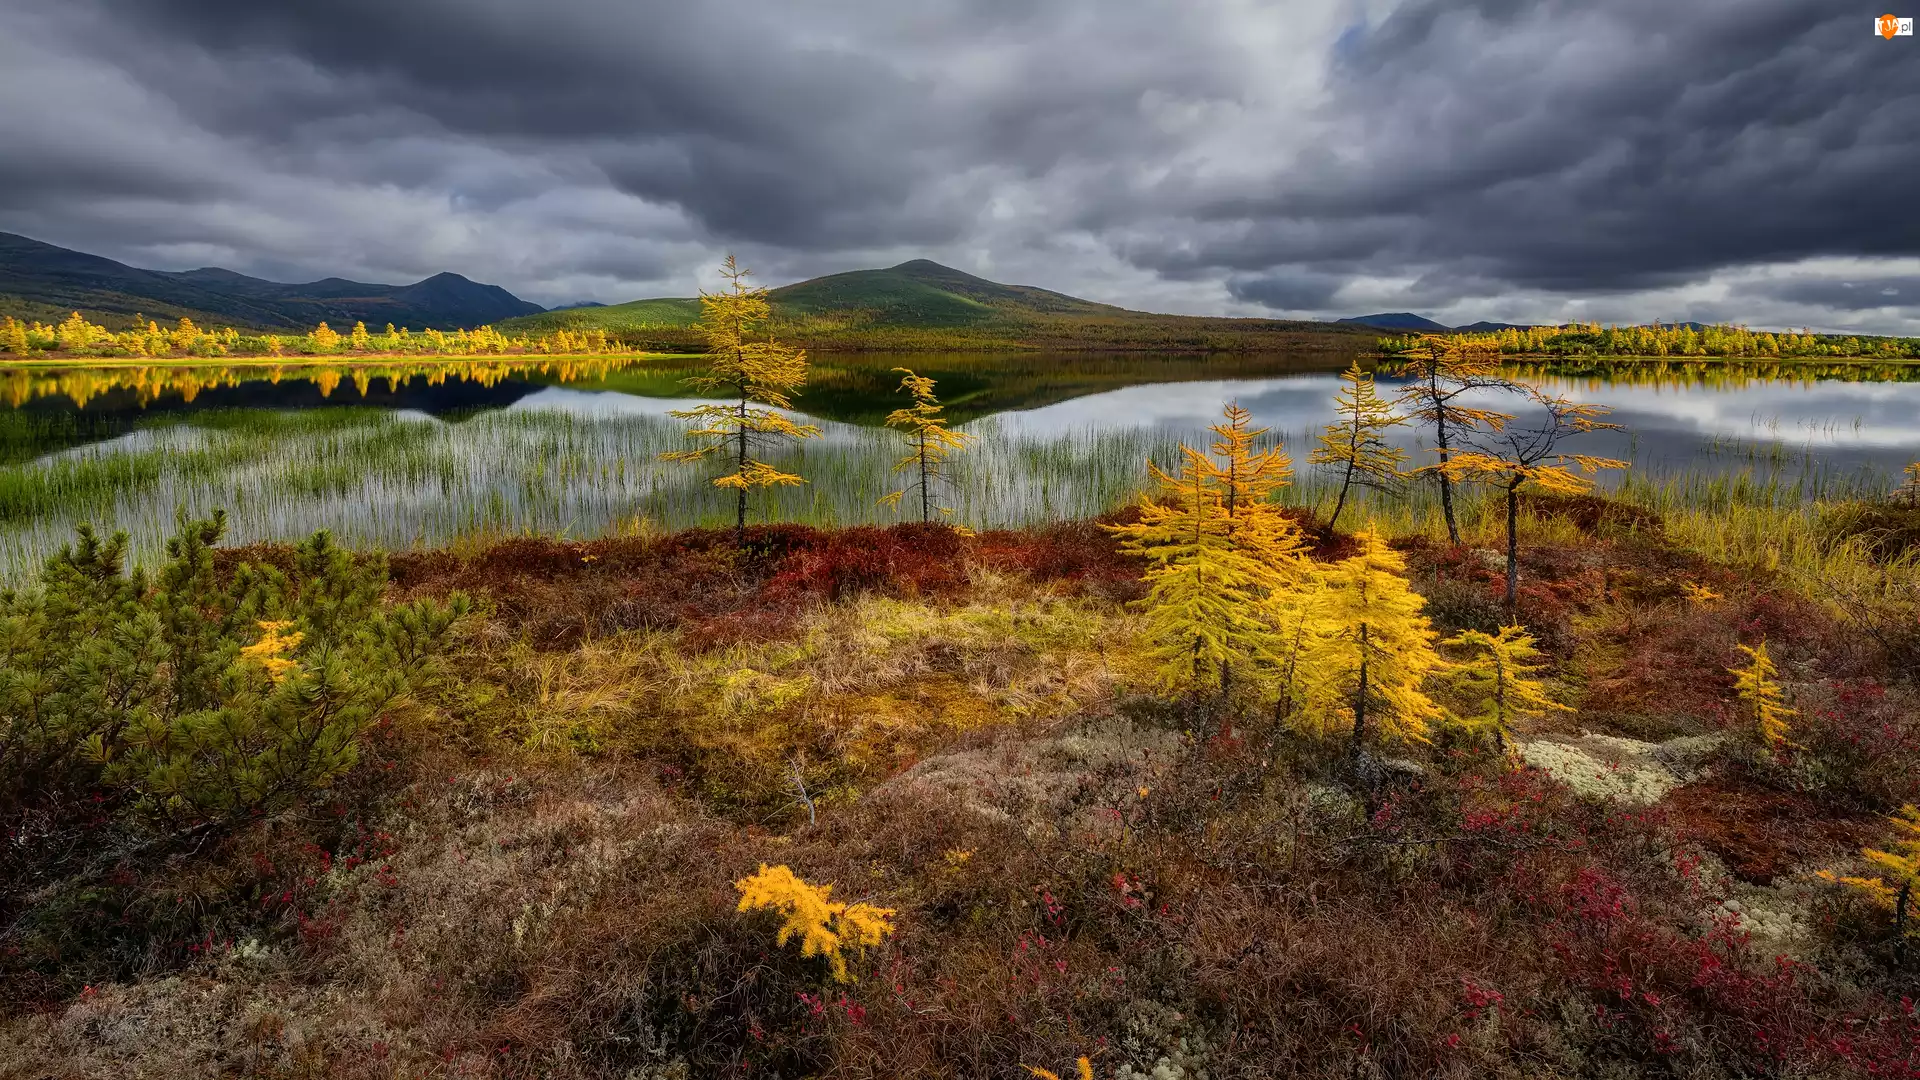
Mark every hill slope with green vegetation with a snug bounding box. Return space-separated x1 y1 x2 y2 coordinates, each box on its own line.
0 232 544 332
498 259 1374 353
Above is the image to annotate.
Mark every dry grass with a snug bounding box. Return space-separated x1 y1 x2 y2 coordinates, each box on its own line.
8 507 1920 1079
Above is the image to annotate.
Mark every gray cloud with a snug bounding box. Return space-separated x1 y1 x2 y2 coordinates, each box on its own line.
1753 275 1920 312
0 0 1914 329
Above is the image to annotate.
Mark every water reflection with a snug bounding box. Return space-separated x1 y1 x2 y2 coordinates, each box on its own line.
0 353 1915 576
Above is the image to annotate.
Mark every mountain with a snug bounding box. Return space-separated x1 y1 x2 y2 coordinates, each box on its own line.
546 300 607 312
498 259 1376 354
0 231 544 331
1455 320 1529 332
1335 313 1454 332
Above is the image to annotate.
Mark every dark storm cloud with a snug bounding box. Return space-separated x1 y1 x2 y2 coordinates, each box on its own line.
71 0 1230 251
1225 268 1349 310
1148 0 1920 304
0 0 1915 327
1754 275 1920 312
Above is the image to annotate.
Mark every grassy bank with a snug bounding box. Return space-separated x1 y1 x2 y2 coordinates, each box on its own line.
2 484 1919 1078
0 352 699 371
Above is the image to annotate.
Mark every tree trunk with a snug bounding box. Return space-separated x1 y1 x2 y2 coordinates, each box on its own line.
1330 465 1353 531
1493 653 1507 751
1219 659 1234 737
1351 622 1370 756
1505 479 1521 620
735 390 749 548
919 434 931 524
1434 383 1460 545
1898 882 1911 968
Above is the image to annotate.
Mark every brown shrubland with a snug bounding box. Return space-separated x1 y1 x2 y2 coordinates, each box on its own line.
6 506 1920 1079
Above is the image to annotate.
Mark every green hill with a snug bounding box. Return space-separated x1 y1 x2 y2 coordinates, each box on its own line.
0 232 544 332
497 259 1372 354
501 296 704 334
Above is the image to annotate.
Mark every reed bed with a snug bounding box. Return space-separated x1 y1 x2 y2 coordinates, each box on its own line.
0 374 1912 584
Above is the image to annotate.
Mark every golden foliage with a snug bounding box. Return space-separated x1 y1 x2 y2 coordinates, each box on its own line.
1899 462 1920 506
1422 391 1625 497
238 620 305 685
1382 322 1920 360
1022 1058 1094 1080
1862 806 1920 893
879 367 974 522
1681 582 1724 607
735 864 895 982
1204 403 1310 590
1309 362 1406 529
660 257 821 534
1820 806 1920 922
1106 404 1315 702
1294 526 1447 745
0 310 629 359
1442 624 1568 744
1106 447 1283 695
1729 641 1794 751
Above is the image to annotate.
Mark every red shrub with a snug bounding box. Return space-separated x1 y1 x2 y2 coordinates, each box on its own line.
765 524 970 601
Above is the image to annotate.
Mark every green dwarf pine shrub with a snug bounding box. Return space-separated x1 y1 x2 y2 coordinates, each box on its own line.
0 512 468 830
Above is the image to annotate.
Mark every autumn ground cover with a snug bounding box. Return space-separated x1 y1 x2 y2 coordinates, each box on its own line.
2 486 1918 1080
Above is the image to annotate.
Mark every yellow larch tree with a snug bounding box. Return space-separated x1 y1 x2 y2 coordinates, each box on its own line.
350 321 371 351
1295 526 1448 753
735 864 896 983
310 322 341 353
878 367 974 523
1270 577 1330 724
1729 641 1794 753
2 317 28 354
1310 362 1407 530
1426 390 1627 616
56 312 99 352
1443 625 1569 748
1105 442 1285 704
1392 335 1515 545
1203 403 1312 590
1819 805 1920 965
168 317 200 353
1898 461 1920 506
659 256 821 545
1198 404 1320 710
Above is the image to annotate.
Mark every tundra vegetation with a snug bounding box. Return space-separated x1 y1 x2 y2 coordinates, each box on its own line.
3 315 1920 1080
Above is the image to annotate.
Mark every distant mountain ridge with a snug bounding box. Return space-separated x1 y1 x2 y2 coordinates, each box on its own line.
1336 312 1453 332
1336 313 1535 332
497 258 1377 352
0 231 543 331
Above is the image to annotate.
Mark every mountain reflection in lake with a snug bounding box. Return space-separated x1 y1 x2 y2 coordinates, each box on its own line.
0 353 1916 576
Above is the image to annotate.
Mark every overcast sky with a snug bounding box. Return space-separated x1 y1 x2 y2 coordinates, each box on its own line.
3 0 1916 333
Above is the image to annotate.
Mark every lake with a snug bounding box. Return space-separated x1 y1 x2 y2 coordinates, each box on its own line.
0 352 1916 576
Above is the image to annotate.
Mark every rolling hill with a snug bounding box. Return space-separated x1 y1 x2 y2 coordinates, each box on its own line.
0 232 543 332
1335 312 1453 332
499 259 1375 353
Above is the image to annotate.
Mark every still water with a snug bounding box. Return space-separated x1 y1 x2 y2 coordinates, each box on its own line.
0 353 1915 575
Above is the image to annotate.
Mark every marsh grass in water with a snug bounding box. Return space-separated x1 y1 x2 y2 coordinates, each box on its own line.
1 353 1918 578
0 404 1192 575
